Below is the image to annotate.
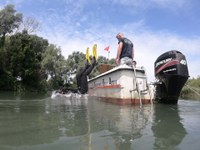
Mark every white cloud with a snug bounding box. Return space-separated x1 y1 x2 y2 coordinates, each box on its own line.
111 0 189 13
133 31 200 81
1 0 199 81
151 0 187 8
0 0 32 7
39 19 200 82
13 0 196 82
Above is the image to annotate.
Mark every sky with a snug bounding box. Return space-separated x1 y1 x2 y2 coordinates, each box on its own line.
1 0 200 81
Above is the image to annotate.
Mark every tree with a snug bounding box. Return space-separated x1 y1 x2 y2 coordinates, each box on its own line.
19 16 41 34
0 4 22 45
7 30 49 92
0 35 14 90
0 4 22 87
42 44 68 89
66 51 85 75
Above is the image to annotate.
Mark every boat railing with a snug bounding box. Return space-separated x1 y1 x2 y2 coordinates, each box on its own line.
135 75 147 79
131 67 153 107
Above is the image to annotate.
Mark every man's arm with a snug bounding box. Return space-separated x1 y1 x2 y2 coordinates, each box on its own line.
116 42 123 65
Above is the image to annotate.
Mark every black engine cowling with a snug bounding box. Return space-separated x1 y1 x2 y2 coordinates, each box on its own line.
154 50 189 104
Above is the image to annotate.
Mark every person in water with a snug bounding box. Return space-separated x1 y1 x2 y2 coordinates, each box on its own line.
116 32 135 66
55 45 97 95
76 45 97 94
76 56 97 94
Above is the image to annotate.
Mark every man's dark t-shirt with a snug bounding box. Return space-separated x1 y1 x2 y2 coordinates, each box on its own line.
118 37 133 59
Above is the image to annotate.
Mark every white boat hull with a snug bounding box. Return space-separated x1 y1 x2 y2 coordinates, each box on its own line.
88 65 154 105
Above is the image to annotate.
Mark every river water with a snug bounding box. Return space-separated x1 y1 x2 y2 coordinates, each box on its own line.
0 92 200 150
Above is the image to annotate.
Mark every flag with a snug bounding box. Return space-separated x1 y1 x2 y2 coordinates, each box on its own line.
104 46 110 52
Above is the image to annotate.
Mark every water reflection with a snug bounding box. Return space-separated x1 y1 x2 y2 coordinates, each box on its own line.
152 104 187 150
87 99 153 150
0 92 189 150
0 94 91 149
50 95 154 150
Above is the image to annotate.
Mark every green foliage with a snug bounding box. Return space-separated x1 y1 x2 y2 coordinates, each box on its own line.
42 44 68 89
181 76 200 100
0 4 23 91
0 4 118 93
66 51 85 74
0 28 49 92
0 4 22 45
64 51 85 88
0 72 14 91
7 30 48 92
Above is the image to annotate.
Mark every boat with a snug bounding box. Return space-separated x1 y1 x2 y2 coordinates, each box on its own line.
154 50 189 104
88 64 153 105
88 50 189 105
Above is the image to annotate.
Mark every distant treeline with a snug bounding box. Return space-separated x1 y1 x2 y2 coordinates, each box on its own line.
180 77 200 100
0 4 115 93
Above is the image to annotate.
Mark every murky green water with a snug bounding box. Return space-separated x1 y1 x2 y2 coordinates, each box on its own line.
0 92 200 150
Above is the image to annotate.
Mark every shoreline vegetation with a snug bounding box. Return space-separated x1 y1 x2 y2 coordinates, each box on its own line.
0 4 116 94
0 4 199 100
180 77 200 100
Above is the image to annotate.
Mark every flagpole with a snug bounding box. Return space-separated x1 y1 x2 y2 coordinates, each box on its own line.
104 46 110 59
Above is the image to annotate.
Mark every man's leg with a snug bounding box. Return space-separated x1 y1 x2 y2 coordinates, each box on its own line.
82 57 96 76
120 57 132 66
80 58 97 94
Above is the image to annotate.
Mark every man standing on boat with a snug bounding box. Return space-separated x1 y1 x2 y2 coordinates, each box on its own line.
116 33 134 66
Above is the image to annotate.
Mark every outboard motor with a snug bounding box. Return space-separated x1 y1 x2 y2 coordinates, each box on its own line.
154 50 189 104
